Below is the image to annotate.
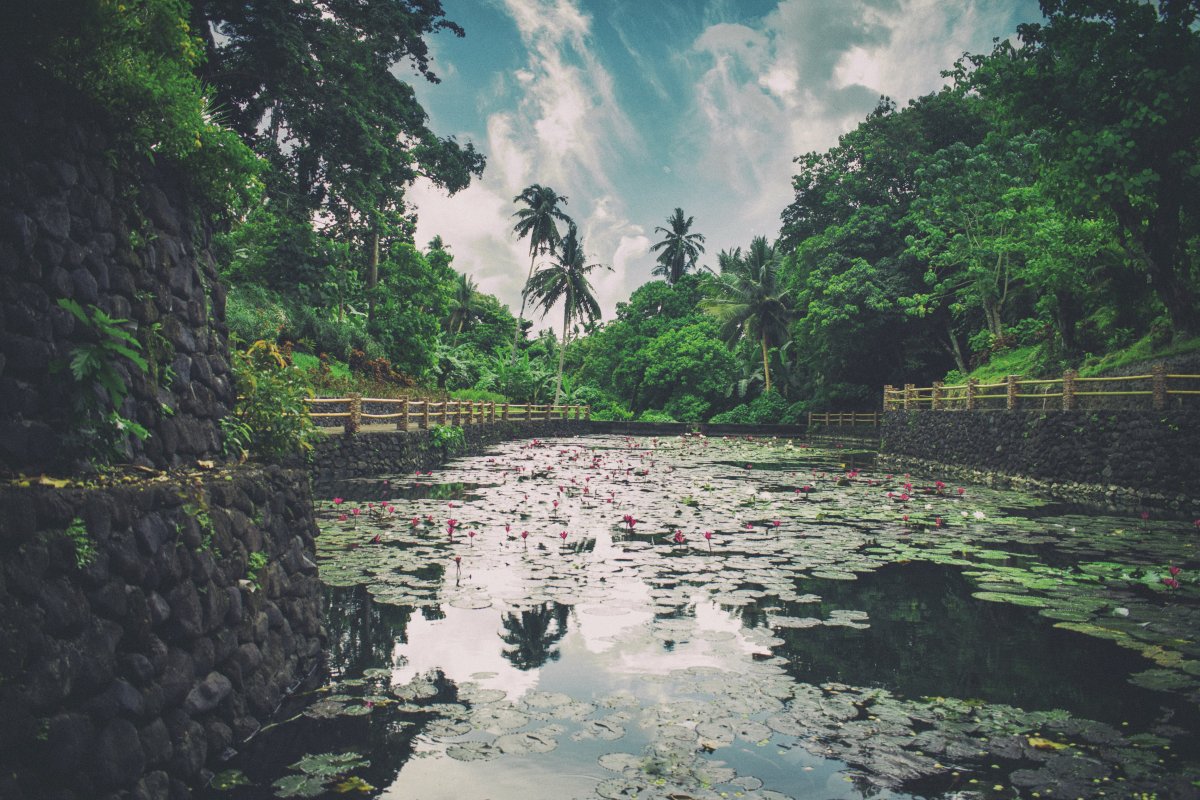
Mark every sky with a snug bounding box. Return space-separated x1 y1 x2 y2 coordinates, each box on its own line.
404 0 1044 329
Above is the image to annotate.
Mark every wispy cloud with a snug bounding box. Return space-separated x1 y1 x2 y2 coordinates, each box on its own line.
412 0 1041 324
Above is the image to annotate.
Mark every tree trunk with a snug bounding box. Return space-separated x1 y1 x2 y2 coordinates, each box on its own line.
761 335 772 394
554 308 567 405
367 228 380 322
511 252 537 364
943 324 968 375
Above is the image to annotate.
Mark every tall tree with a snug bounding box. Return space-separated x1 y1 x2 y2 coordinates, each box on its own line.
191 0 485 314
446 272 482 342
650 208 706 284
968 0 1200 335
511 184 571 359
701 237 794 394
525 223 607 403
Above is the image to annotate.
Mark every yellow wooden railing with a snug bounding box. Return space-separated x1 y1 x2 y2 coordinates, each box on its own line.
883 363 1200 411
807 411 880 427
305 396 591 434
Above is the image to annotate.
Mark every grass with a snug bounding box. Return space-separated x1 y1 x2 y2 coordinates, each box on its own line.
946 334 1200 386
1078 333 1200 377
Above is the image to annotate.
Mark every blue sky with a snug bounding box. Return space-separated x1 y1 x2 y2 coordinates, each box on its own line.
405 0 1044 326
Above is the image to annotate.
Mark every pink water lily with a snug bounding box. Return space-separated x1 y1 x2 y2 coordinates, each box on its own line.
332 497 344 505
673 530 685 545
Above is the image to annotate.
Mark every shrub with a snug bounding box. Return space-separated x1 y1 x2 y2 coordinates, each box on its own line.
637 410 677 423
429 424 465 453
708 391 789 424
225 285 290 345
227 341 316 460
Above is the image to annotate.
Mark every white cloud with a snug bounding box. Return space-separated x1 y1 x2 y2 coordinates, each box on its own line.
415 0 652 328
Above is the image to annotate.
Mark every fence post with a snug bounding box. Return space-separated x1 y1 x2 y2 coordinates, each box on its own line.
882 385 893 410
966 379 978 411
346 394 362 435
398 399 409 431
421 401 430 429
585 405 592 421
502 403 510 421
903 383 915 410
488 402 496 423
1061 370 1077 411
1152 361 1167 410
1006 375 1019 410
931 382 944 410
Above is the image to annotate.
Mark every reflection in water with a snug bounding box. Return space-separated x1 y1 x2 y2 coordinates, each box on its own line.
767 562 1193 729
499 602 572 670
325 584 413 676
205 435 1200 800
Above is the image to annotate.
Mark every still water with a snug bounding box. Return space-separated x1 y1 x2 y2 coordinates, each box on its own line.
208 435 1200 799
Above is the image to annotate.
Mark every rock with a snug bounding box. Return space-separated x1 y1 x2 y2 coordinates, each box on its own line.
92 718 145 790
139 718 173 767
184 672 232 715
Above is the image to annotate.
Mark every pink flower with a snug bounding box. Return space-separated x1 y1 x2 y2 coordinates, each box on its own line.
703 531 712 540
332 497 344 505
673 530 685 544
956 487 965 496
1168 565 1181 576
935 516 944 528
1163 577 1180 590
1141 511 1150 521
337 514 348 522
521 531 528 540
772 519 781 528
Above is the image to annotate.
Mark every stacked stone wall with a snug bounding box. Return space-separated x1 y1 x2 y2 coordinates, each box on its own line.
880 410 1200 511
0 465 324 800
0 70 233 473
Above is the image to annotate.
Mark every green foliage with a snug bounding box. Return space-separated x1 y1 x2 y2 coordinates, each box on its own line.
650 207 706 284
708 392 792 425
246 551 268 590
54 298 152 462
450 388 507 404
429 424 465 453
65 517 96 569
637 410 677 423
12 0 259 211
228 342 316 460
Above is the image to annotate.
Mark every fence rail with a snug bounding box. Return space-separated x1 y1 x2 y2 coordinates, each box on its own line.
883 363 1200 411
304 395 590 434
807 411 880 427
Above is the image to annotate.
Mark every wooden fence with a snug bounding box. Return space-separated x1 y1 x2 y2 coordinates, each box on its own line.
807 411 880 427
304 396 590 434
883 363 1200 411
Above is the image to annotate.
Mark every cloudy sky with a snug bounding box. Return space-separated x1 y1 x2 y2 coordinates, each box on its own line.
405 0 1043 327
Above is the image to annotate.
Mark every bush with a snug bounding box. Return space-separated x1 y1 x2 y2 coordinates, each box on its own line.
664 394 709 423
708 391 789 424
637 409 676 423
227 341 316 460
225 285 290 345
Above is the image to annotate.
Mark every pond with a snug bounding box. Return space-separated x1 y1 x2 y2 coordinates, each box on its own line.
206 434 1200 800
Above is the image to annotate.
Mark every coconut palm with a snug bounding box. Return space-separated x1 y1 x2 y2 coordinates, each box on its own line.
700 236 793 394
650 207 706 284
511 184 571 359
446 272 481 343
525 222 608 403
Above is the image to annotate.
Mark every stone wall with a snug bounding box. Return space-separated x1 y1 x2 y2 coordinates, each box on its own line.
880 410 1200 511
0 69 233 473
310 420 591 488
0 465 324 800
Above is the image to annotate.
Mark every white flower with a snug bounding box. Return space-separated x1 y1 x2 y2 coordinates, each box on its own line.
973 511 986 520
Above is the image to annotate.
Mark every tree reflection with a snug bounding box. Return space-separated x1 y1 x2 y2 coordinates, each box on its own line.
324 585 413 676
499 602 571 670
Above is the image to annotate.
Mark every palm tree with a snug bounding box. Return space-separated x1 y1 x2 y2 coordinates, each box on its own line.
650 207 706 284
525 222 608 403
446 272 481 343
511 184 571 360
700 236 793 394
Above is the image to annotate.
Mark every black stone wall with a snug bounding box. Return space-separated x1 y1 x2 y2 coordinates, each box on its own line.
0 465 324 800
880 410 1200 510
310 421 592 488
0 70 233 473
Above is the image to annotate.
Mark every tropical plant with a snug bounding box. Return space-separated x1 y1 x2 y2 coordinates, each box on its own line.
55 298 152 461
650 207 706 284
228 341 316 460
700 237 794 394
447 272 483 342
525 223 608 403
511 184 571 357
